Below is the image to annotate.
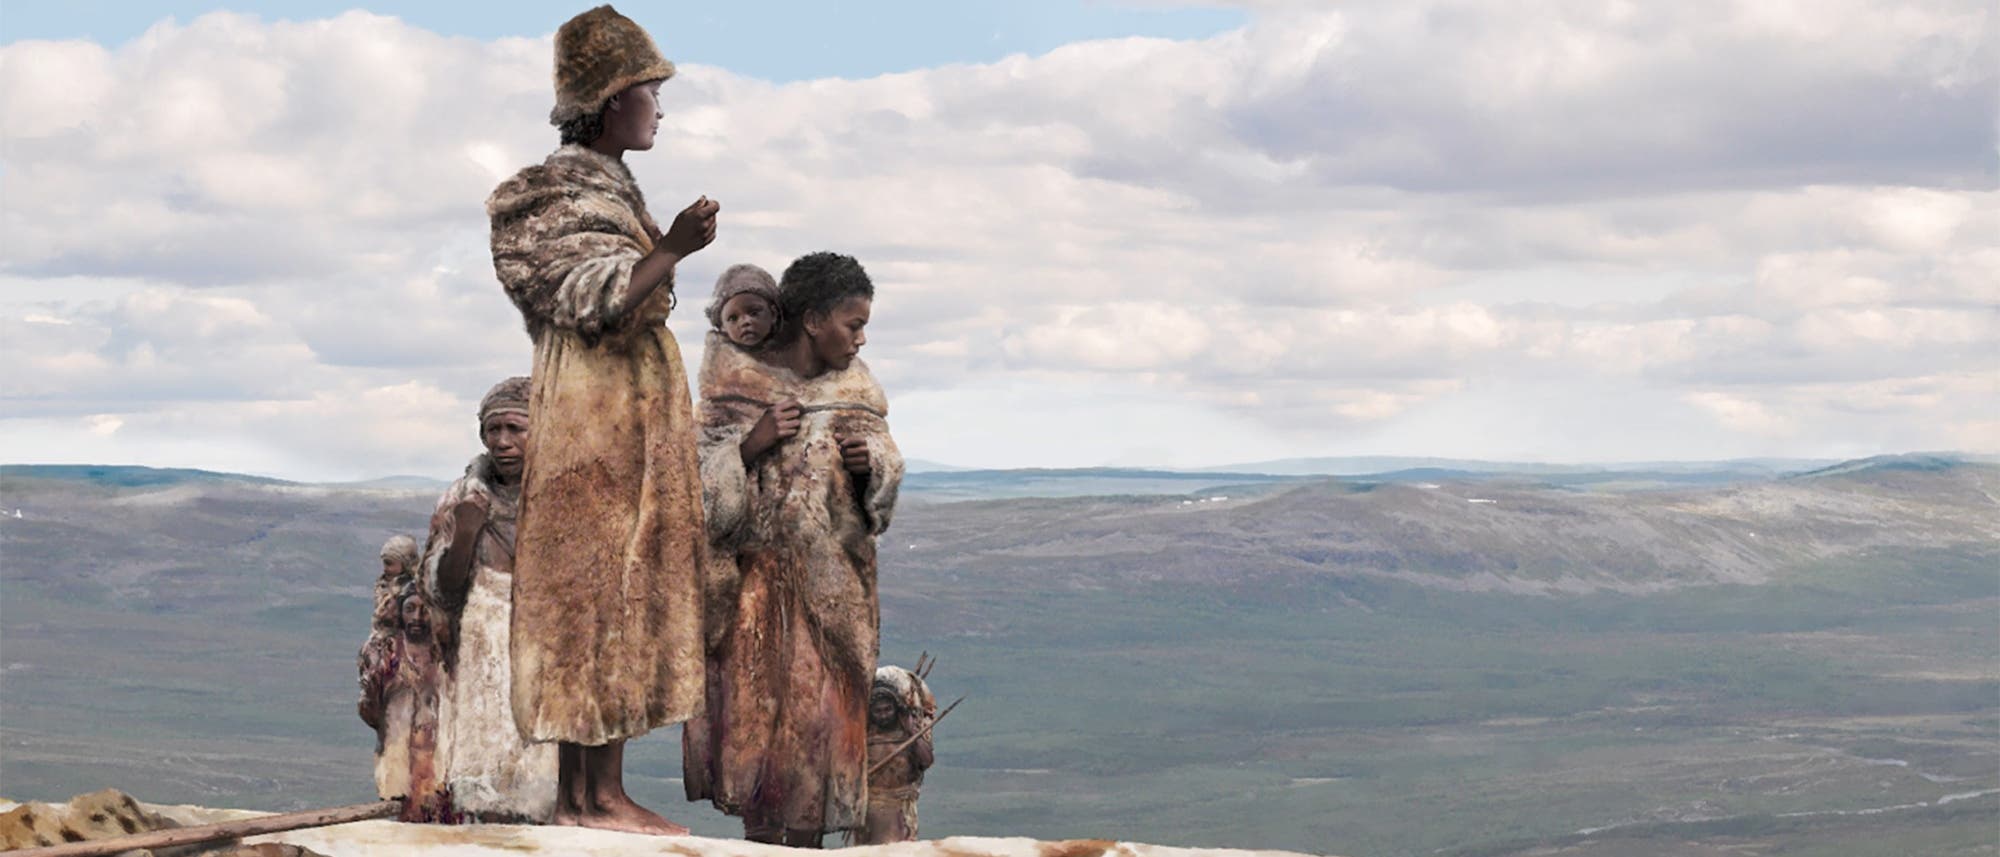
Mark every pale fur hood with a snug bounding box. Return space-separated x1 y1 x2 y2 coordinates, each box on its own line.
873 665 934 715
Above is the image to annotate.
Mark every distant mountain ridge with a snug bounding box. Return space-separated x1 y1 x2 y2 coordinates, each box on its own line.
1191 455 1850 477
0 464 292 488
6 454 1992 504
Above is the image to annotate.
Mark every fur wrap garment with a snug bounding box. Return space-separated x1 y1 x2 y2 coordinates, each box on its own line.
682 331 904 834
487 143 706 746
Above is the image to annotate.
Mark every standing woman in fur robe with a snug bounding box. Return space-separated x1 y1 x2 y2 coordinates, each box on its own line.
485 5 716 836
683 252 905 847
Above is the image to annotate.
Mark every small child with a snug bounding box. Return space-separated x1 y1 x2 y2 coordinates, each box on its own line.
704 261 801 471
361 580 455 822
705 263 781 350
358 535 420 739
855 664 936 844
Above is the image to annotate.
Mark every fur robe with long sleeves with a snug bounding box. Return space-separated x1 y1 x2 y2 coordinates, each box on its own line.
486 143 706 746
420 454 558 822
682 331 904 835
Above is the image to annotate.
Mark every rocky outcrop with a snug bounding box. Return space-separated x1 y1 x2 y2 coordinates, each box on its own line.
0 793 1330 857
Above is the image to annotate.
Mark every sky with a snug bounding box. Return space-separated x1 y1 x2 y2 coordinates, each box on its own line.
2 1 1996 481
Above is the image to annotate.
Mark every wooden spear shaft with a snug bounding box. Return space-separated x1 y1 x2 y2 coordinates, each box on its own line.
867 695 964 778
7 799 401 857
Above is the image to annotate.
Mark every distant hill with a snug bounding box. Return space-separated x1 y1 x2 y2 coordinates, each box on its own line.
0 465 446 495
1198 455 1844 477
322 475 451 492
901 467 1303 502
0 464 292 489
905 458 977 473
1789 451 1995 480
9 456 1922 504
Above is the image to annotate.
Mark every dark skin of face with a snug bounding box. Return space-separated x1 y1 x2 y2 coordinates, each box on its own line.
802 295 871 376
589 81 663 156
400 596 430 642
433 410 527 620
766 296 874 476
720 292 777 348
481 411 530 485
591 79 721 333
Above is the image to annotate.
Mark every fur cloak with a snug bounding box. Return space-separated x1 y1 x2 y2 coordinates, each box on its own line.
363 627 449 819
487 143 705 746
420 454 558 822
682 331 904 834
856 665 936 845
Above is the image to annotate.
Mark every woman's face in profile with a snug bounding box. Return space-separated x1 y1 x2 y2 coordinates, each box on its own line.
809 296 871 371
605 80 664 151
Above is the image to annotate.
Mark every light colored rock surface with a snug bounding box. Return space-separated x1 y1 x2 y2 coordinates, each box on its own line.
135 803 1331 857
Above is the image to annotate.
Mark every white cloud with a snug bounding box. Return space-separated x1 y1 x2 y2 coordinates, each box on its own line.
2 2 1995 478
1683 391 1797 439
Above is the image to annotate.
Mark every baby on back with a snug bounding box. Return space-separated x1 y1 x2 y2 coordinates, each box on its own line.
706 263 780 351
704 263 803 468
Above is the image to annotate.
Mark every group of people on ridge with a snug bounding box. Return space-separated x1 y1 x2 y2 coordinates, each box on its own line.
356 5 935 846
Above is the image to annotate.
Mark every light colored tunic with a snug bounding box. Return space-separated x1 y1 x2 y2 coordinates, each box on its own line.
421 454 557 822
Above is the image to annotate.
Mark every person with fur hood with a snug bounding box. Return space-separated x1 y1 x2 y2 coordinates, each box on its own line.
358 534 421 716
682 251 905 847
855 665 937 844
358 579 454 822
418 376 558 823
484 5 715 835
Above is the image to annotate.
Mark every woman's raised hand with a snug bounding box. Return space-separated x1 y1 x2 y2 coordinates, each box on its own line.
659 196 719 258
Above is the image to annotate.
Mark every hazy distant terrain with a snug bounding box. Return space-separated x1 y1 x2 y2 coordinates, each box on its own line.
2 456 1995 856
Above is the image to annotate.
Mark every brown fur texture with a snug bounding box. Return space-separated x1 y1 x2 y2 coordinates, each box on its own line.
488 143 705 746
549 5 676 125
0 789 184 849
682 331 904 835
0 791 333 855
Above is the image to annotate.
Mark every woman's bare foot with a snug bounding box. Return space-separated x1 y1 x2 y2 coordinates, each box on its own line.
577 794 688 835
549 805 584 827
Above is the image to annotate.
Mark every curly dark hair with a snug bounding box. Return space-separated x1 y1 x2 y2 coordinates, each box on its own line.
558 110 605 145
775 252 874 345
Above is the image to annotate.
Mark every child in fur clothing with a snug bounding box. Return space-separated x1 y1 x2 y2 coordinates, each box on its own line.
358 535 420 755
360 535 420 682
854 665 936 844
682 251 905 847
706 263 781 350
702 263 802 526
359 580 455 822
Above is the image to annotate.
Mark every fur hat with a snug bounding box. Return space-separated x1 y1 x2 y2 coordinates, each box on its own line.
549 5 676 126
705 263 780 329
